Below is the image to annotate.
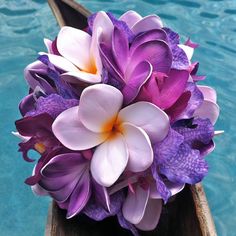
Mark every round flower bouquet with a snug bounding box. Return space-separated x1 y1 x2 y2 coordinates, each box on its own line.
14 10 221 235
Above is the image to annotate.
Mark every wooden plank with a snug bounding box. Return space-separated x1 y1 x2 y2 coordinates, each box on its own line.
45 1 217 235
191 184 217 236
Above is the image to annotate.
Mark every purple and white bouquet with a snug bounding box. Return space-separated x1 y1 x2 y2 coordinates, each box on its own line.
14 11 221 234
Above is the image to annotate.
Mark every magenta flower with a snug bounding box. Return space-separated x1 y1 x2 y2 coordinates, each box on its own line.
52 84 169 187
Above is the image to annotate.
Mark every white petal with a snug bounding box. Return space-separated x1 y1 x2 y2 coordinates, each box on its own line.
32 184 48 196
92 11 113 45
121 123 153 172
12 131 31 142
118 102 169 143
194 100 220 125
52 106 108 150
119 10 142 28
44 38 53 54
91 134 128 187
57 26 92 71
135 199 162 231
197 85 217 103
79 84 123 133
178 44 194 61
91 12 113 74
61 71 101 84
131 15 163 35
40 53 78 72
122 186 150 224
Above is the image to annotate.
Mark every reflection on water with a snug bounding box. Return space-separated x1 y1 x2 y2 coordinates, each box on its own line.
0 0 235 235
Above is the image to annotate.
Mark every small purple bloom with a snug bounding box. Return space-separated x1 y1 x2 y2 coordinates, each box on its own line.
26 94 79 119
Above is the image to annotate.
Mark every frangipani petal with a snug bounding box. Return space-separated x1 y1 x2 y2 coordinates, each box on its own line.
52 106 108 150
123 61 152 104
130 40 172 73
198 85 217 103
135 199 162 231
118 102 169 143
122 186 150 225
44 38 53 54
121 123 153 172
61 71 101 84
79 84 123 133
131 15 163 35
130 29 168 54
91 134 128 187
41 53 78 72
57 26 92 71
119 10 142 28
112 26 129 73
194 100 220 125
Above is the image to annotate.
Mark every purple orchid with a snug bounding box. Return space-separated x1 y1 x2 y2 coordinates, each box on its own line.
39 151 92 218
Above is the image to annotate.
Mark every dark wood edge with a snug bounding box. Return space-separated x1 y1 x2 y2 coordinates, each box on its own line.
190 183 217 236
48 0 66 27
48 0 91 27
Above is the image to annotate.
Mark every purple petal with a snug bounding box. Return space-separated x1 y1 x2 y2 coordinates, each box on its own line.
92 179 110 211
15 113 54 137
40 153 89 202
155 129 208 184
185 38 199 48
38 55 77 99
107 12 134 42
122 61 152 104
67 169 91 218
19 93 36 116
163 27 180 45
26 94 79 119
173 118 214 147
161 143 208 184
151 162 171 203
177 82 204 119
131 15 163 35
165 91 192 123
117 211 140 236
112 26 129 73
130 40 172 73
158 69 190 109
25 147 65 185
130 29 168 54
83 191 125 221
99 42 124 82
171 45 189 70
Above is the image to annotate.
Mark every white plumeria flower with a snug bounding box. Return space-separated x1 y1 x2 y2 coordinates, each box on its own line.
52 84 169 187
41 11 113 84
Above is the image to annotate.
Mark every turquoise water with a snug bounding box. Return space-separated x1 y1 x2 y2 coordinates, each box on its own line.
0 0 235 235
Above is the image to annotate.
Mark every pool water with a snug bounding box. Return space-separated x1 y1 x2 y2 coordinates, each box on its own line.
0 0 235 235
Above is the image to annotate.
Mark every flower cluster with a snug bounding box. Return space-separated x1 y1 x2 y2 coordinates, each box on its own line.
14 11 220 235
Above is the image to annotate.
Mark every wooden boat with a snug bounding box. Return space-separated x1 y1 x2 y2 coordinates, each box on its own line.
45 1 217 235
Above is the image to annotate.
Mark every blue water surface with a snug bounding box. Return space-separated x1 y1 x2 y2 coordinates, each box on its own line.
0 0 235 235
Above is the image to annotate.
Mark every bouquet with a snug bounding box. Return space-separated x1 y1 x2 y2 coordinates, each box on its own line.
14 10 221 235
